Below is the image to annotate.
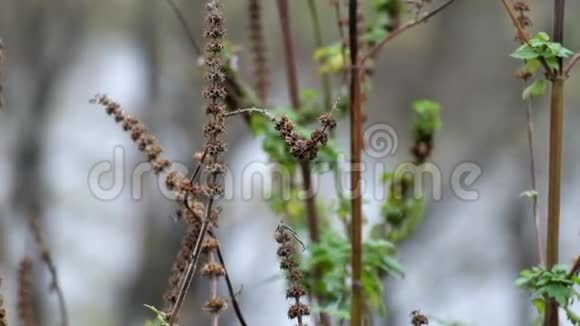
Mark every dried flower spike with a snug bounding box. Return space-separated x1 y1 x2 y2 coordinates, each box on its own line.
275 222 309 325
90 94 172 175
410 310 429 325
17 258 36 326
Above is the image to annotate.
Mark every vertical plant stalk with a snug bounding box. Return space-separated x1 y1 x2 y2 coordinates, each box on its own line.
30 219 68 326
275 1 330 324
523 87 545 267
545 1 565 325
545 77 564 326
348 0 363 325
306 0 332 111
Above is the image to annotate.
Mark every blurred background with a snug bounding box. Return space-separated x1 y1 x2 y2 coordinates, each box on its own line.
0 0 579 325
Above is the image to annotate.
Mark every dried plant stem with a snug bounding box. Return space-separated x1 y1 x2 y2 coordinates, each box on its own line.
568 256 580 278
348 0 363 325
214 239 247 326
307 0 332 111
275 1 329 324
545 2 565 325
361 0 456 64
30 219 68 326
168 198 215 325
523 89 545 267
163 0 202 57
209 252 219 326
564 53 579 77
225 107 274 120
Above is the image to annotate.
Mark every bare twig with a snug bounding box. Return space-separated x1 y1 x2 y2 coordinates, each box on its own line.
163 0 202 57
30 218 68 326
568 256 580 278
564 53 580 77
224 107 275 120
168 198 215 325
307 0 333 111
522 85 545 267
361 0 456 64
213 234 248 326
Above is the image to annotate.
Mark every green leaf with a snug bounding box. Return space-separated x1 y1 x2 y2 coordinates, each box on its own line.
532 298 545 314
525 59 542 75
522 80 547 100
144 305 169 326
511 45 540 60
413 99 442 137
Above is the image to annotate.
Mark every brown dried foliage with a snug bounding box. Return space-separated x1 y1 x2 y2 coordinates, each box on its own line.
17 258 36 326
90 95 172 174
275 224 309 325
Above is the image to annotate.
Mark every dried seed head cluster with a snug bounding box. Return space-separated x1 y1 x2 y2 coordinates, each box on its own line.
17 258 36 326
0 277 7 326
248 0 270 104
410 310 429 326
200 1 228 322
90 95 171 174
275 223 310 325
514 1 532 42
274 112 337 161
513 0 534 81
411 136 432 164
163 214 202 310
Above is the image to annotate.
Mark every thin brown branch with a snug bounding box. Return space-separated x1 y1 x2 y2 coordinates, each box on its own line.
568 256 580 279
307 0 333 111
163 0 202 57
29 218 68 326
213 233 248 326
224 107 275 120
168 198 215 325
361 0 456 64
564 53 580 78
349 0 363 325
522 85 545 267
